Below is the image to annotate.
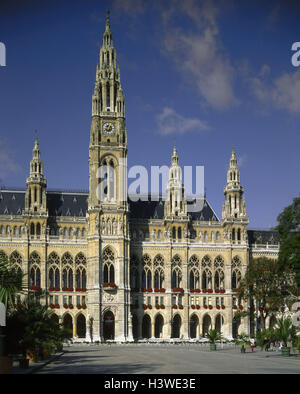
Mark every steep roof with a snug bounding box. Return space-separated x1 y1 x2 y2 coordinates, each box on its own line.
247 229 280 245
0 189 219 222
129 196 219 221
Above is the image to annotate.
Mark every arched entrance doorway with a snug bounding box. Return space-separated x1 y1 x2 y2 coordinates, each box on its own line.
77 313 86 338
190 314 199 338
232 317 240 339
171 314 181 338
50 313 59 324
103 311 115 340
63 313 73 338
215 314 224 333
142 314 151 338
154 314 164 338
202 314 211 336
132 314 139 340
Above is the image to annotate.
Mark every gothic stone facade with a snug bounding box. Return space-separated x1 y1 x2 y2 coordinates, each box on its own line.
0 13 279 342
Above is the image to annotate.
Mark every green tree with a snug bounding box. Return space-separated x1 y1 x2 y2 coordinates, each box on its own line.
6 298 70 357
237 257 297 330
235 332 251 352
0 251 23 310
205 328 222 344
273 317 299 349
275 196 300 287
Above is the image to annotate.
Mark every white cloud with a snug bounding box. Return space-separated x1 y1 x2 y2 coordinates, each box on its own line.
161 1 238 110
156 107 210 135
250 67 300 114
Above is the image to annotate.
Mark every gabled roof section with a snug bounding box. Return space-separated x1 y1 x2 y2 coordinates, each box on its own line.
0 189 25 215
0 189 89 217
129 195 219 221
0 189 219 222
46 191 88 217
247 229 280 245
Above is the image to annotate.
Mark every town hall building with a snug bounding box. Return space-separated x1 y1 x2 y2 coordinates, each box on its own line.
0 12 280 342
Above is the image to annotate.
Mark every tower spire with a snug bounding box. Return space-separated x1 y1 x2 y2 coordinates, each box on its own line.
106 8 110 29
165 145 187 218
222 148 247 221
24 138 47 215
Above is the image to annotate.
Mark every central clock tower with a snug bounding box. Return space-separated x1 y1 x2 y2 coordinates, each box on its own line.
87 10 131 342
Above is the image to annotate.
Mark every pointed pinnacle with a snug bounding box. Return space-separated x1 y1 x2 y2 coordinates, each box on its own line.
106 8 110 27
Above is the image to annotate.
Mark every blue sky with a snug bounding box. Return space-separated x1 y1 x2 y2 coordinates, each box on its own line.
0 0 299 229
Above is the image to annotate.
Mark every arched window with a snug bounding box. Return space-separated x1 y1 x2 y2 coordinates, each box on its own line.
29 252 41 288
10 251 22 266
154 268 164 289
61 252 73 290
214 256 225 290
142 268 152 290
172 227 176 240
62 267 73 289
76 267 86 290
48 252 60 289
189 269 200 290
232 256 242 289
171 314 181 339
153 254 164 289
142 254 152 290
201 255 212 290
109 159 115 200
171 255 182 289
189 255 200 290
103 247 115 285
232 228 235 241
178 227 182 239
130 267 139 290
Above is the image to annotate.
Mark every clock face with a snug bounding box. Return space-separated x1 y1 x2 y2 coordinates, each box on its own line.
103 122 115 134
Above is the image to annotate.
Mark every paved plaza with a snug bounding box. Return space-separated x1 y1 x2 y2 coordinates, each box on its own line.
30 343 300 374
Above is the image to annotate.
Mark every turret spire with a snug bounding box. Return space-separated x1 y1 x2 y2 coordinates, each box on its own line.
24 137 47 215
222 148 247 221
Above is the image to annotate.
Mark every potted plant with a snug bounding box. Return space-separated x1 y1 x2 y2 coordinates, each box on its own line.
273 317 298 357
205 328 222 351
235 333 251 353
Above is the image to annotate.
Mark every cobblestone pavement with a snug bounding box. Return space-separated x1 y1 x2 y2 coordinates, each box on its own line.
32 343 300 374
